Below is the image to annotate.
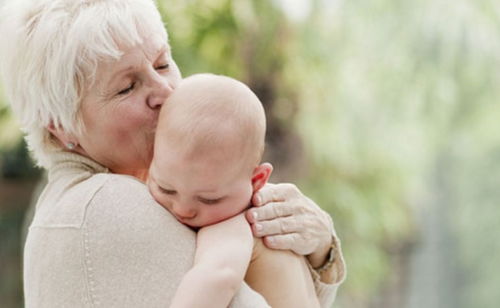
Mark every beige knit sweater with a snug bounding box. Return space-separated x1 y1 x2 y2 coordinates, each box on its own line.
23 152 344 307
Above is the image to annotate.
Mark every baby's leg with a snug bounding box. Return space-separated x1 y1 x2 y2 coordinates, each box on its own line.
245 238 320 308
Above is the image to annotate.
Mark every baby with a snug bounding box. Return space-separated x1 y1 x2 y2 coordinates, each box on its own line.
148 74 319 308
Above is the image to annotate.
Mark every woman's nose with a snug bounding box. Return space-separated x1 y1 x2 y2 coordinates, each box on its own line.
147 75 174 109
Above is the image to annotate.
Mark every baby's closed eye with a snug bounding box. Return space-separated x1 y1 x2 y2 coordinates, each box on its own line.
197 197 224 205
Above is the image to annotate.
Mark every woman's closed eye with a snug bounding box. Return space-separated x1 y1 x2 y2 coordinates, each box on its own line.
115 62 169 96
155 63 169 70
117 82 135 96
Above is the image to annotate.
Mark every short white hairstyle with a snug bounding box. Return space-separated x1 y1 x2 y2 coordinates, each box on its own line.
0 0 168 168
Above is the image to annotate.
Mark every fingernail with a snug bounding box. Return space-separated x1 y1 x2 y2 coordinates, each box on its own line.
255 223 263 231
254 194 261 205
267 237 275 246
252 211 258 220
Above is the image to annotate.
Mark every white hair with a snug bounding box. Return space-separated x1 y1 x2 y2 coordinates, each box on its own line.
0 0 168 168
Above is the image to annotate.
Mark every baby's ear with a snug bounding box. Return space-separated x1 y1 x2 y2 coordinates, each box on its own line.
251 163 273 193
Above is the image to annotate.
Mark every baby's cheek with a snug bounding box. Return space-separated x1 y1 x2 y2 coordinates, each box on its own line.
149 187 170 211
206 206 236 224
226 201 248 218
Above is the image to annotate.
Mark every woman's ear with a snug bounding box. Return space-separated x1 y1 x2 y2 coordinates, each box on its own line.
251 162 273 193
46 121 78 150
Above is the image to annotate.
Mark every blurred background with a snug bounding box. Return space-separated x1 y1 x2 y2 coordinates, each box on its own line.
1 0 499 307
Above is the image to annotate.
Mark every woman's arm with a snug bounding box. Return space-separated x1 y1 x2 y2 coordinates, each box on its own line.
170 214 253 308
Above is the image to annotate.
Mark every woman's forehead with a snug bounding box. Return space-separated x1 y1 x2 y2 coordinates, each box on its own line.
94 37 170 86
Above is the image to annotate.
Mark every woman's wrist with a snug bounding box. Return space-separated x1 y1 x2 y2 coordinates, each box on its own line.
307 235 345 284
307 210 335 268
312 239 337 274
307 236 335 269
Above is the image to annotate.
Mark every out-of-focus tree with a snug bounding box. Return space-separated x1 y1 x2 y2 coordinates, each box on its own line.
1 0 499 306
159 0 306 180
429 1 500 307
290 0 500 307
0 87 36 178
159 0 500 307
159 0 418 306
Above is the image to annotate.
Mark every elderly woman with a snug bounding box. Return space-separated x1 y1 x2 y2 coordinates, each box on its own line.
0 0 345 307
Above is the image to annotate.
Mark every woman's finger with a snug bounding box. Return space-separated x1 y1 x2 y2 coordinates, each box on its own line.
252 216 301 237
247 201 295 223
252 183 300 206
263 233 301 251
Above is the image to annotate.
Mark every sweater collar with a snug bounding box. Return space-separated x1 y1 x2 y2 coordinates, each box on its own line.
48 150 109 180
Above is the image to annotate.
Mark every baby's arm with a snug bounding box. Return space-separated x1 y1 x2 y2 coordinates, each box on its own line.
169 213 253 308
245 238 321 308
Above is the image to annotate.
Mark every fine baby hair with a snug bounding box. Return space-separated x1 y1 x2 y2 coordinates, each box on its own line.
156 73 267 168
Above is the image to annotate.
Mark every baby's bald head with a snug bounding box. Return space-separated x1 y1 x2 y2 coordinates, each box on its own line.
155 74 266 172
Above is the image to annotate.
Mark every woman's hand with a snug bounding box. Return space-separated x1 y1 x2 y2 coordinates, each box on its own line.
245 183 335 268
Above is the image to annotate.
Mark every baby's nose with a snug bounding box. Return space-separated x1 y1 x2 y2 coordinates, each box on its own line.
173 203 197 219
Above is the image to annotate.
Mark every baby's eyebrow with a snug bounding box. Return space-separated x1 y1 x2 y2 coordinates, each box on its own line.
149 170 174 190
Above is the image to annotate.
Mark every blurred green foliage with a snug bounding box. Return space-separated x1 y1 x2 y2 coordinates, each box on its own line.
0 89 36 178
1 0 499 307
159 0 418 305
159 0 500 306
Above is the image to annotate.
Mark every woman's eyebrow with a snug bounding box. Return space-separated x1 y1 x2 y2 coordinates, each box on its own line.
113 65 138 80
99 65 137 93
103 45 170 89
155 45 170 60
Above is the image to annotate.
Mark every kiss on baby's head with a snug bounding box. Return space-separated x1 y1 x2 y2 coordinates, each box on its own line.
157 73 266 168
148 74 272 227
